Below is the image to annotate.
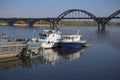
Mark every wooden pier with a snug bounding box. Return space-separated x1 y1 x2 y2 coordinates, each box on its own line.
0 42 42 58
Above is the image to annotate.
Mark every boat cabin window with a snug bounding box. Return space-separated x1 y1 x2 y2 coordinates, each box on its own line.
39 33 47 39
63 36 74 39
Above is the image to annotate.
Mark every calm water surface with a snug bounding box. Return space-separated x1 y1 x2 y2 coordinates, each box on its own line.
0 26 120 80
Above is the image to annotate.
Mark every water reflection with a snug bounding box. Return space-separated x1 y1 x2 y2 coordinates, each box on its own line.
0 57 24 70
56 48 85 61
96 29 120 49
0 48 86 70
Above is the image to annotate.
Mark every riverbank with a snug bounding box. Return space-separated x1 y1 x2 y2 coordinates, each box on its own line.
0 23 50 27
0 21 120 27
14 24 50 27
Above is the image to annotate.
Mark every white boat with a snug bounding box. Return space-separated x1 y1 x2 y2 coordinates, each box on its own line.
32 29 86 49
32 29 62 49
59 30 86 48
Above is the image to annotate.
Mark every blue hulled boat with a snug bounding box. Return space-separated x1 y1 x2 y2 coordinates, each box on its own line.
59 31 86 48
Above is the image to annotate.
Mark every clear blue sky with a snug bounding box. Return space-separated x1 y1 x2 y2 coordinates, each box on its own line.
0 0 120 18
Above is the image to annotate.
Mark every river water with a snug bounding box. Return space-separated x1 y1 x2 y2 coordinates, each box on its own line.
0 26 120 80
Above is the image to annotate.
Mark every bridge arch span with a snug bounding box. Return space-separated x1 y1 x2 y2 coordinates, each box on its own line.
56 9 98 23
109 9 120 18
106 9 120 23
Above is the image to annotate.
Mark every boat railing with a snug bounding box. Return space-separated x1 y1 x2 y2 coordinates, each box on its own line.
0 41 26 46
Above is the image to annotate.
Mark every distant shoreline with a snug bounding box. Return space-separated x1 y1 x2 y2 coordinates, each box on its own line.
0 23 50 27
0 23 120 27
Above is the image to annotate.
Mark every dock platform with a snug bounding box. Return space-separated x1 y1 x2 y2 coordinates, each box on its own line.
0 42 42 58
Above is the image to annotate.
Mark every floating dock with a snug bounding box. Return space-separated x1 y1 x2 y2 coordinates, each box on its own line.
0 42 42 58
20 45 44 59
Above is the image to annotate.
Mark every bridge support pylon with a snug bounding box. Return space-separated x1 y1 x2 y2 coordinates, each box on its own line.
27 23 34 27
50 22 53 29
98 23 105 31
49 20 57 30
8 22 14 26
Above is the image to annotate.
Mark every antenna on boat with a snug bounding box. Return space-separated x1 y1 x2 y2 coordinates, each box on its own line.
32 29 36 38
77 30 80 34
11 32 15 38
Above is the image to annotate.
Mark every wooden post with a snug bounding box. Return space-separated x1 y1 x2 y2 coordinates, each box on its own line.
41 47 44 56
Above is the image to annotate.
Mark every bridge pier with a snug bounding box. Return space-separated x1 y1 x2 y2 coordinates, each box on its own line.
98 23 105 31
49 20 57 29
27 23 34 27
8 22 14 26
50 22 53 29
48 18 57 29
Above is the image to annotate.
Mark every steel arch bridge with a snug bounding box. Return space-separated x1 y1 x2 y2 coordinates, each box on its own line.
52 9 99 30
54 9 120 30
0 9 120 30
103 9 120 24
56 9 98 22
